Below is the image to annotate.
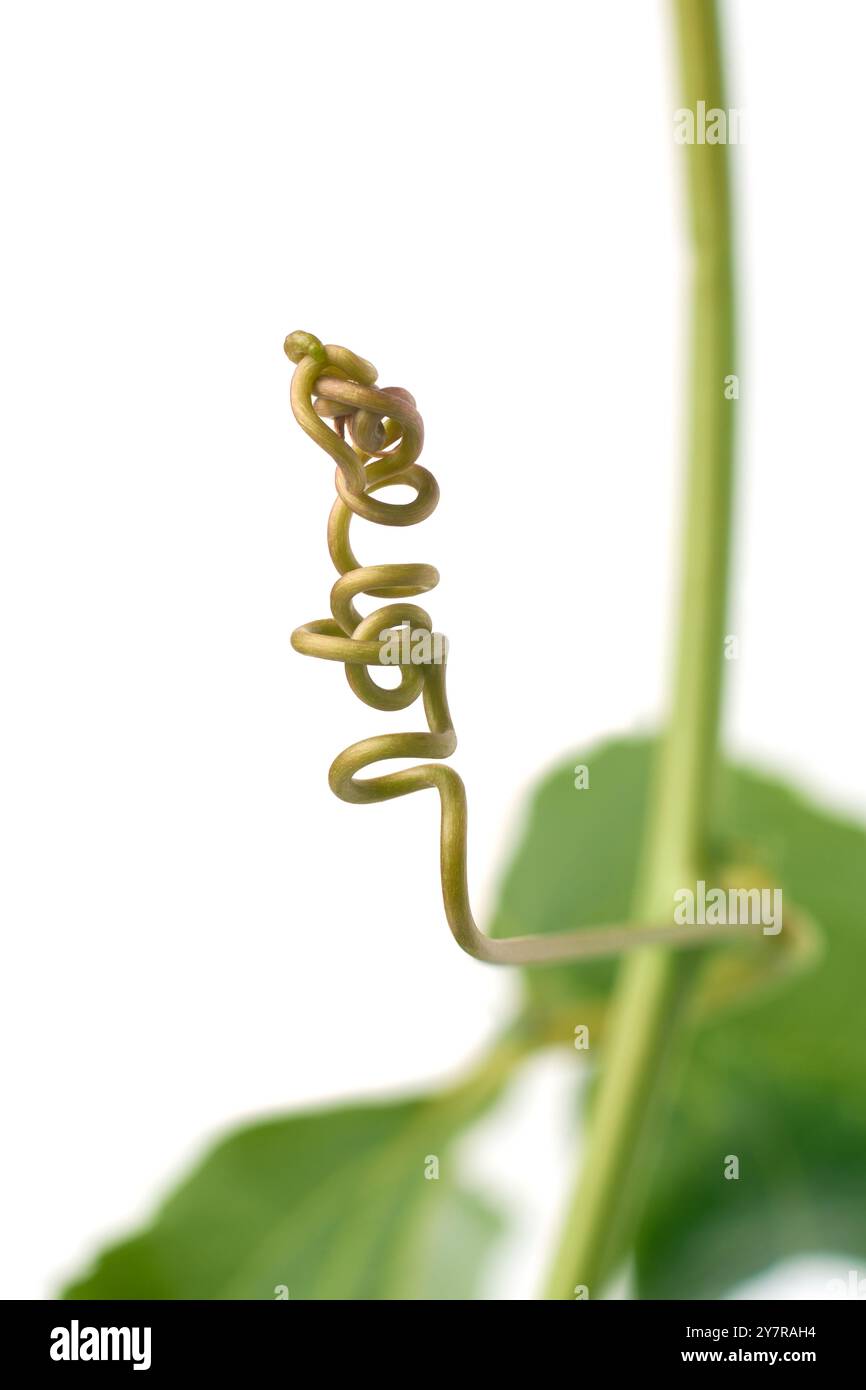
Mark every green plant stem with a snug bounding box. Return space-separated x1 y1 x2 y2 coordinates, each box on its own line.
544 0 736 1299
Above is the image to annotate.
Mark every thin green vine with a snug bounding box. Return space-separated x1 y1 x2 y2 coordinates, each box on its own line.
284 322 754 967
543 0 737 1298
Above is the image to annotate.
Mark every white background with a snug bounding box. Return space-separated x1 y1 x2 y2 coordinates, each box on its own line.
1 0 864 1299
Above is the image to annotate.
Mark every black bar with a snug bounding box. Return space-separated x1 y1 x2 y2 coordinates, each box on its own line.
2 1298 860 1374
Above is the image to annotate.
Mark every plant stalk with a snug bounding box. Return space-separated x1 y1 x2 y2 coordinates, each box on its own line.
544 0 736 1299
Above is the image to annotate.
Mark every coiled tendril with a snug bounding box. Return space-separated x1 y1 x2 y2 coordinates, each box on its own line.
286 330 764 966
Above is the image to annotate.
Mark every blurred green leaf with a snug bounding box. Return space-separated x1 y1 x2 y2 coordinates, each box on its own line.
63 1082 505 1300
491 735 866 1296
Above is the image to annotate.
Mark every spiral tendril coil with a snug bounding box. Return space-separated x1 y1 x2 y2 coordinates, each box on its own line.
285 330 768 967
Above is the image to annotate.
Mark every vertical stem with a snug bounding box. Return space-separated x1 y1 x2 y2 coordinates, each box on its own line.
544 0 736 1299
